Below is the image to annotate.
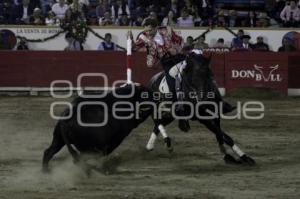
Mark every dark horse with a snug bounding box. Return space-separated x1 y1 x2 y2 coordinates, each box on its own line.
146 53 256 165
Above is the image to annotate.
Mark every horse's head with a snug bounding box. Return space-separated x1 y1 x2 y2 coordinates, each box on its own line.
182 53 212 98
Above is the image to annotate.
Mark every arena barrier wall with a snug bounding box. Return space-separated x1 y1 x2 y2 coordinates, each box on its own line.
0 51 299 95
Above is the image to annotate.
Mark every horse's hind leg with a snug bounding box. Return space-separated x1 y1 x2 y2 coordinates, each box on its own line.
221 132 256 165
200 120 242 165
42 124 65 173
212 119 256 165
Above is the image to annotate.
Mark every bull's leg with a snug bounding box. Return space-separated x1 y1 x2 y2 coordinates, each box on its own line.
42 124 65 173
60 123 80 163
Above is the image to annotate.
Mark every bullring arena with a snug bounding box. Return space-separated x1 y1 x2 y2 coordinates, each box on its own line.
1 17 300 199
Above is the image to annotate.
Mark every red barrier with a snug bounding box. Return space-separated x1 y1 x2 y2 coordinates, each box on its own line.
0 51 299 95
0 51 148 87
0 51 224 88
210 54 225 87
288 54 300 89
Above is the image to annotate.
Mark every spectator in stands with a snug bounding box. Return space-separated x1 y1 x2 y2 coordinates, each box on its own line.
215 9 227 27
232 35 254 51
97 33 117 51
30 7 45 25
132 16 144 26
29 0 41 9
245 11 257 27
45 10 59 26
16 38 29 50
194 35 209 50
51 0 69 21
256 12 270 27
12 0 20 6
14 0 35 24
111 0 130 22
99 11 113 25
253 36 270 51
231 29 244 48
78 0 89 17
278 38 297 52
142 11 158 26
200 1 214 26
169 0 181 18
157 5 168 23
40 0 52 15
79 0 90 6
214 38 227 48
133 5 147 20
95 0 110 19
65 0 86 23
0 0 13 24
280 0 300 27
184 0 198 17
193 10 202 26
198 0 210 15
177 8 194 27
270 0 286 23
183 36 194 49
228 10 241 27
161 10 177 27
64 32 83 51
116 13 130 26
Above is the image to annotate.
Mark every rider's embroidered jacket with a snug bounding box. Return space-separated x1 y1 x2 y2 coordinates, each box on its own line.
132 26 183 67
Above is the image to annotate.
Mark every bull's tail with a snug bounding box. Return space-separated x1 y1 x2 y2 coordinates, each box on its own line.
59 122 80 163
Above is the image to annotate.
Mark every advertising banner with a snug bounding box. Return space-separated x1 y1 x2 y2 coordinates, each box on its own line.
225 52 289 94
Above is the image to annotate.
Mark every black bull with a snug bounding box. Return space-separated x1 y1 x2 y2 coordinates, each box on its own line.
42 85 156 173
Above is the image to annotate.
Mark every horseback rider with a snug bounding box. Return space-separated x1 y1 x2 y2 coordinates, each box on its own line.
127 18 234 132
127 18 192 131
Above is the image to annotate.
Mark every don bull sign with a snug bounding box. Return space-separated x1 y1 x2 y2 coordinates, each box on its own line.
231 64 283 82
225 53 289 95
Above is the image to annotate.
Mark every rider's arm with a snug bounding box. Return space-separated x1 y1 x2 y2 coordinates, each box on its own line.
168 27 183 46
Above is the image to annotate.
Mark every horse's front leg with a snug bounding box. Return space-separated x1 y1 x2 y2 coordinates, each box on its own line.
146 124 173 153
146 125 159 151
158 124 173 152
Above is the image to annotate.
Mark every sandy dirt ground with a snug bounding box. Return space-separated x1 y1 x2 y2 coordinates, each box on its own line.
0 96 299 199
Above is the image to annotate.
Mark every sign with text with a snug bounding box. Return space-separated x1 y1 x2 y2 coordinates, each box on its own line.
225 52 289 95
